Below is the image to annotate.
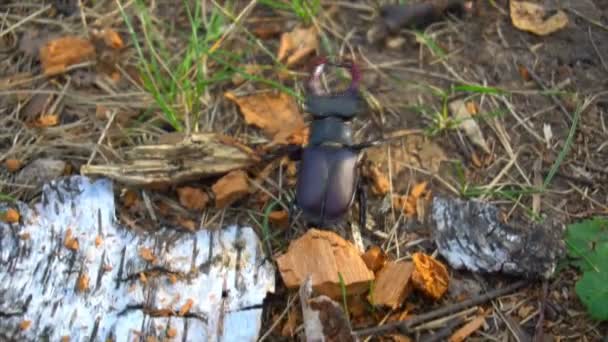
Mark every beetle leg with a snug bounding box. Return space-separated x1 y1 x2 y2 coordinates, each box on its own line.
350 139 385 151
357 179 367 230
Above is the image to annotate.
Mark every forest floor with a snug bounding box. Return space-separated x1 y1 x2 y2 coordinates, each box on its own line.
1 0 608 341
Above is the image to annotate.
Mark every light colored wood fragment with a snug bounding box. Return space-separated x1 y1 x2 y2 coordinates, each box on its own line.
369 261 414 309
276 229 374 299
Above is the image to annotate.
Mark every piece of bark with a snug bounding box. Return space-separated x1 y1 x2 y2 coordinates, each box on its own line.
430 196 566 278
368 261 414 309
276 229 374 299
80 133 259 186
0 176 275 341
449 315 486 342
211 170 250 209
300 276 357 342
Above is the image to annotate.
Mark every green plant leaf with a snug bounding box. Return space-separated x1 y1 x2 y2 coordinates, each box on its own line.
575 270 608 321
565 217 608 272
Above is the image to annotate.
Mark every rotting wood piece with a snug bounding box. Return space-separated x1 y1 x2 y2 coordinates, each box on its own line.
276 229 375 299
80 133 260 186
368 261 414 309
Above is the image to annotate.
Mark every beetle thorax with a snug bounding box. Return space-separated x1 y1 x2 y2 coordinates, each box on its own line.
309 116 354 147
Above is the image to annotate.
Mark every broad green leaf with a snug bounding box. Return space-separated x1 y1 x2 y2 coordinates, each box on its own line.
565 217 608 272
575 271 608 321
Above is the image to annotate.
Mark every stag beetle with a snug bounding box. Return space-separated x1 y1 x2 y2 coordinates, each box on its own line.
283 58 383 228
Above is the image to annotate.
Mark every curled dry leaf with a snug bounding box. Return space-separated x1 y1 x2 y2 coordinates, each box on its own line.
5 159 22 172
225 91 306 145
39 36 96 76
277 26 318 67
176 186 209 211
2 208 20 223
411 252 449 301
449 99 491 154
510 1 568 36
362 245 388 273
211 170 250 209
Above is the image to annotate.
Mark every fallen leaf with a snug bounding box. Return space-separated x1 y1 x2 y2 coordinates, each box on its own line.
5 159 22 172
139 247 156 263
176 216 197 231
166 327 177 338
276 229 375 299
176 186 209 211
211 170 250 209
231 64 262 86
64 228 79 251
19 320 31 331
2 208 20 223
99 28 124 49
77 273 89 292
449 99 491 154
277 26 318 67
411 252 449 301
269 210 289 230
449 315 486 342
31 114 60 128
39 36 96 76
225 91 305 144
466 101 478 115
510 1 568 36
368 261 415 309
179 298 194 316
361 245 388 273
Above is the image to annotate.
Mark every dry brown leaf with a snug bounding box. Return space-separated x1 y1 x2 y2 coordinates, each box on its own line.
411 252 449 301
277 26 318 67
31 114 60 128
176 217 197 231
211 170 250 209
466 101 478 115
361 245 388 273
269 210 289 230
19 320 31 331
101 28 124 49
449 99 491 154
510 1 568 36
64 228 79 251
166 327 177 338
77 273 89 293
5 159 22 172
39 36 96 76
225 91 305 144
179 298 194 316
139 247 156 263
449 315 486 342
176 186 209 211
2 208 20 223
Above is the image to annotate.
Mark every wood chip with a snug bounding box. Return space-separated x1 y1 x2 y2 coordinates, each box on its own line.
269 210 289 230
5 159 22 172
449 315 486 342
179 299 193 316
411 252 449 301
368 261 414 309
361 245 388 273
39 36 96 76
211 170 250 209
2 208 20 223
276 229 374 299
176 186 209 211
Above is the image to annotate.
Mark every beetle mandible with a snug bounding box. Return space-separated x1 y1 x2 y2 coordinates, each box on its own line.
285 58 383 229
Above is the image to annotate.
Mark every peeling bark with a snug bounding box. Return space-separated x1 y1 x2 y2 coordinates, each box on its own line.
0 176 275 341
